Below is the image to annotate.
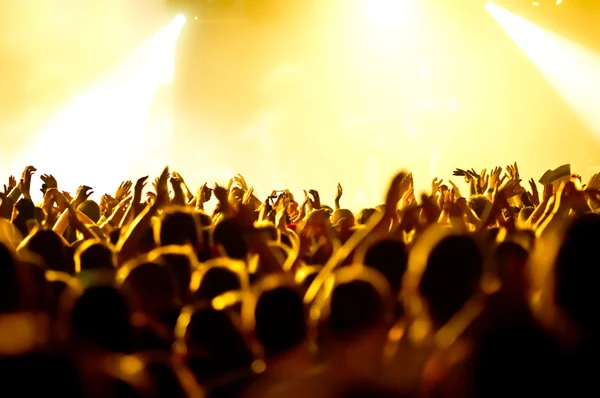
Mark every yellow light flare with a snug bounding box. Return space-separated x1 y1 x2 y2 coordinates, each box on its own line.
486 2 600 142
24 15 186 201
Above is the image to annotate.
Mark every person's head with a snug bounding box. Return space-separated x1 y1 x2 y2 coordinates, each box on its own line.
212 219 247 260
312 265 395 348
360 238 408 294
468 195 492 219
356 208 377 225
554 213 600 335
149 246 198 305
419 234 483 328
174 305 254 380
17 229 70 272
77 200 101 224
251 276 307 358
494 241 530 297
75 240 116 273
471 320 561 398
13 198 35 236
68 285 132 352
332 209 354 225
155 208 201 248
190 260 243 302
118 259 179 317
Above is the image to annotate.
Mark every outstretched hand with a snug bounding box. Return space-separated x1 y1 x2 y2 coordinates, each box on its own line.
21 165 37 199
334 183 343 210
73 185 93 207
115 180 133 202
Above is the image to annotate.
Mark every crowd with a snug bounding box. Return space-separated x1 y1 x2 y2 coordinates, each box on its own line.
0 162 598 397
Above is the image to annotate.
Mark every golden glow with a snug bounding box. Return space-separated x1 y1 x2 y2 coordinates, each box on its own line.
487 2 600 141
22 15 185 201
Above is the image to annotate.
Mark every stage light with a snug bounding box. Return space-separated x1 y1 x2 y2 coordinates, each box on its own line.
487 2 600 141
556 0 563 4
25 15 187 198
532 2 540 6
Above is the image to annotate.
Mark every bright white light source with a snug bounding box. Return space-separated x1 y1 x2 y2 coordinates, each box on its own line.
26 15 186 196
175 14 187 25
532 2 540 6
487 3 600 141
556 0 563 4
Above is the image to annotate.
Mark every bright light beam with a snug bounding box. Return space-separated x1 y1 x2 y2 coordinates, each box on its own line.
486 2 600 141
25 15 186 199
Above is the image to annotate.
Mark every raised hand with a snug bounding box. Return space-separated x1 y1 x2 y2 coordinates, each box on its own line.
3 175 16 195
489 167 505 191
334 183 343 210
40 173 57 190
154 167 170 207
587 173 600 191
453 168 474 183
431 178 443 197
242 187 254 206
115 180 133 202
478 169 489 194
73 185 93 207
308 189 321 210
499 179 525 199
234 173 249 192
449 180 463 199
506 162 520 181
134 176 148 198
196 183 211 210
542 183 553 203
527 178 540 207
21 165 37 199
170 176 186 206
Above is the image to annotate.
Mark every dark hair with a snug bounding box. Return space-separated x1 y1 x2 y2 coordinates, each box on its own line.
363 239 408 293
24 229 69 272
554 213 600 335
420 235 483 327
193 266 241 301
76 241 115 272
77 200 101 224
158 210 200 247
255 286 306 357
212 220 247 260
70 286 132 352
468 195 491 219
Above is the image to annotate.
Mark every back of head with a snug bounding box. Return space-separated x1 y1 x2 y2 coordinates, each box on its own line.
356 208 377 225
70 286 132 352
518 206 535 224
254 285 306 357
157 209 200 247
156 251 195 304
120 261 179 316
21 229 67 272
0 243 20 313
78 200 101 224
363 238 408 293
178 306 253 380
313 266 394 343
75 241 116 273
212 219 247 259
193 266 241 301
468 195 491 219
472 320 561 398
494 241 528 286
554 213 600 334
420 235 483 327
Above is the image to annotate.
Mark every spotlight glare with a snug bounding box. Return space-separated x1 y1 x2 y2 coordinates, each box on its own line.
532 2 540 6
485 1 496 12
175 14 187 25
556 0 563 4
